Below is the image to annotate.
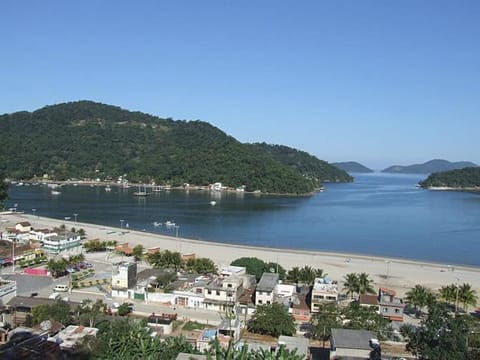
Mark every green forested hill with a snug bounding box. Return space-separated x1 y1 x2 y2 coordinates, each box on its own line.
0 101 347 194
419 167 480 188
253 143 353 183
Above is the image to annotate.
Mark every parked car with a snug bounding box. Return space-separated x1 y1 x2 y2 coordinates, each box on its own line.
53 284 70 292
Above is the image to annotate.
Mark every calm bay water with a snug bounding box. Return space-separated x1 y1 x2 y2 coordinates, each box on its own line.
5 173 480 266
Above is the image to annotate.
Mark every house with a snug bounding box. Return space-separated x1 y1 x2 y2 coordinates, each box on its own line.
203 275 243 312
6 296 80 326
255 273 279 306
378 288 404 322
115 242 133 256
15 222 32 233
218 317 241 342
147 313 176 335
220 265 246 277
330 328 379 359
53 325 99 349
111 261 137 299
359 288 404 322
238 287 256 316
291 293 311 322
311 277 338 313
40 233 82 254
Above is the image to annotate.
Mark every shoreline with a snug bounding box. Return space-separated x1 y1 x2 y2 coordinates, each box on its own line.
3 212 480 297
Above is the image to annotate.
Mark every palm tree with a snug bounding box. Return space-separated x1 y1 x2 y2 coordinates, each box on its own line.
132 244 144 261
357 272 375 295
439 284 457 306
458 283 477 312
287 266 301 285
315 268 327 279
343 272 359 299
405 284 435 317
299 266 317 286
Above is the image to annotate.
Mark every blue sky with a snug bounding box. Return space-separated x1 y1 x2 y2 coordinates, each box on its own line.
2 1 479 169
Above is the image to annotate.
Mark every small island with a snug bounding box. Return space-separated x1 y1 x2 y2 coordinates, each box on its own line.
382 159 478 174
419 167 480 190
332 161 373 174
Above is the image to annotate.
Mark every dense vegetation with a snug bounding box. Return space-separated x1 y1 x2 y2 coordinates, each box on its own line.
253 143 353 183
0 101 352 194
332 161 373 173
382 159 478 174
0 170 7 206
230 257 285 281
419 167 480 188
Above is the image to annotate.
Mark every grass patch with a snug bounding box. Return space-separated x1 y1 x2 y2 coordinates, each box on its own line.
182 321 215 331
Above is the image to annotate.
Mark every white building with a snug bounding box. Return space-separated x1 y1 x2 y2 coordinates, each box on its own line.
41 233 82 254
111 262 137 299
202 275 243 312
311 277 338 313
255 273 279 306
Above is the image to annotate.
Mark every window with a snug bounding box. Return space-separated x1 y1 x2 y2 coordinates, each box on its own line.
227 283 232 288
395 308 400 313
258 300 263 304
267 301 271 305
383 307 388 313
207 290 212 295
216 290 220 296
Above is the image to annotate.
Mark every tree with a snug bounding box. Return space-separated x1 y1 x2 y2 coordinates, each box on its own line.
341 303 391 339
31 300 72 325
248 303 295 337
458 283 477 312
77 299 106 327
439 284 457 306
287 266 301 285
85 319 199 359
132 244 144 261
298 266 317 286
231 257 267 281
47 258 68 278
0 172 8 207
357 272 375 295
185 257 218 275
343 272 360 299
310 302 342 340
402 302 475 360
405 284 436 317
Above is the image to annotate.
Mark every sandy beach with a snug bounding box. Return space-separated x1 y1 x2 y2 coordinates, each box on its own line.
2 212 480 298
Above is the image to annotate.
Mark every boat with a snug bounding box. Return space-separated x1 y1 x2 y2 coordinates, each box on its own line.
152 221 162 227
133 184 148 197
165 220 175 227
105 185 112 192
51 190 61 195
210 201 217 206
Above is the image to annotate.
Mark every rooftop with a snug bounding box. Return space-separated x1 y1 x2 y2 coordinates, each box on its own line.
359 294 379 306
278 335 309 356
256 273 279 292
331 328 377 350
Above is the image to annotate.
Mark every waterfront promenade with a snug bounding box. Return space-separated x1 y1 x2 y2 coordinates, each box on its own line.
2 212 480 298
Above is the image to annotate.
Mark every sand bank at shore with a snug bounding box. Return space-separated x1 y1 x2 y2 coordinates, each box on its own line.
2 212 479 298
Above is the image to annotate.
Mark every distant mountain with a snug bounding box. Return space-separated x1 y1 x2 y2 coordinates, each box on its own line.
382 159 478 174
332 161 373 174
0 101 352 194
419 167 480 188
252 143 353 183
